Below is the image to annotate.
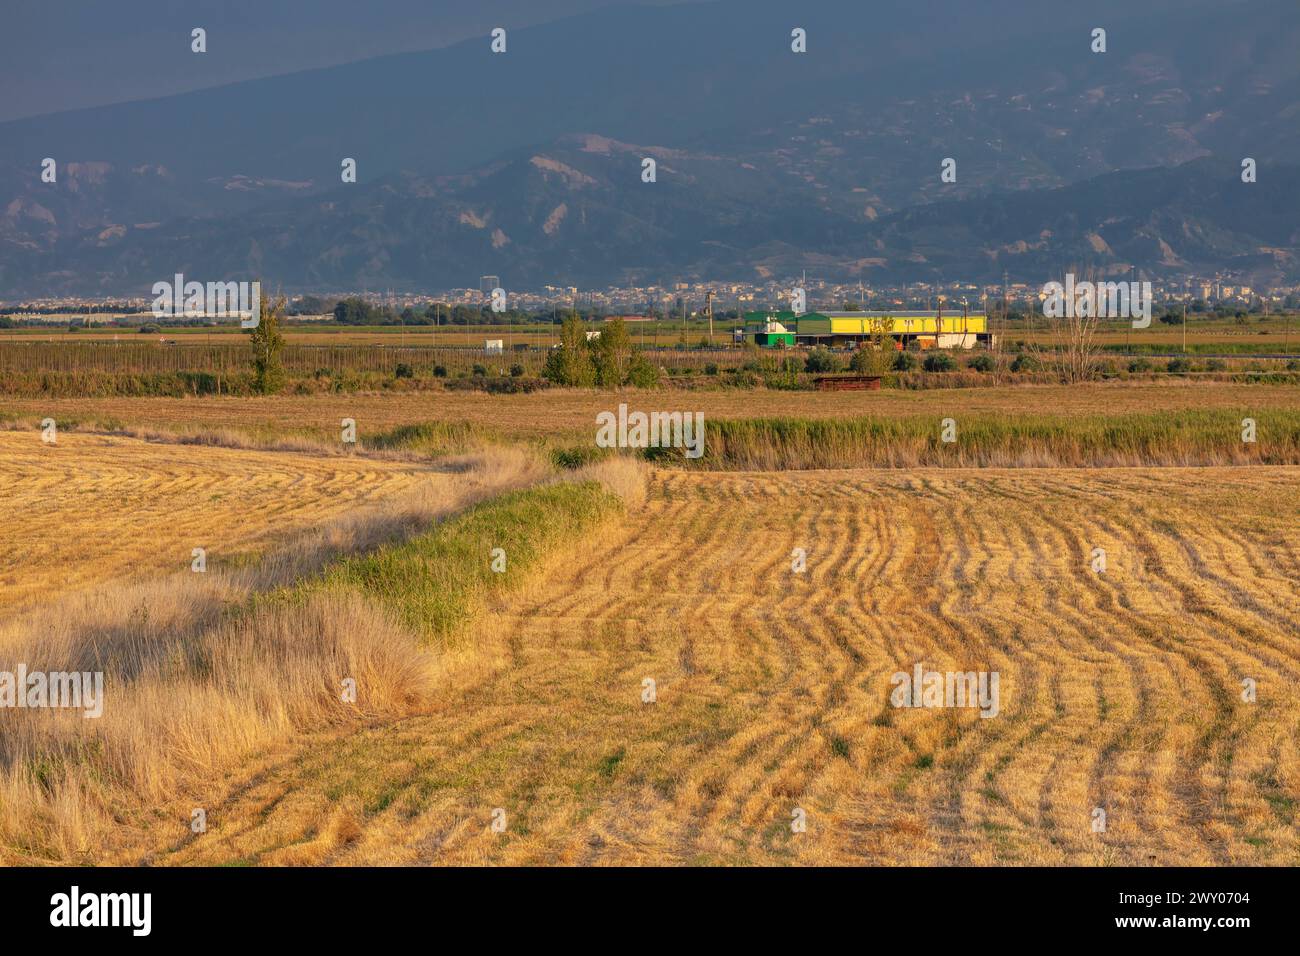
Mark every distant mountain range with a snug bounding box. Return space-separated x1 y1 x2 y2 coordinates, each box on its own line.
1 0 1297 296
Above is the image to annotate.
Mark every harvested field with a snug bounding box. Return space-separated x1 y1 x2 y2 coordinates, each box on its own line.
137 466 1300 866
0 430 438 612
0 441 561 863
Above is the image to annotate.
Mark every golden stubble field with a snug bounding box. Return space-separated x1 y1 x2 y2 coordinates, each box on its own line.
0 430 439 613
2 380 1298 866
126 465 1300 867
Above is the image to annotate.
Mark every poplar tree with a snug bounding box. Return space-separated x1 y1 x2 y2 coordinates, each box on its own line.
249 292 287 394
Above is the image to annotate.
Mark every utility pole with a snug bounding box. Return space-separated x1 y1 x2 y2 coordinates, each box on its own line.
705 290 714 344
999 270 1008 383
1182 301 1187 354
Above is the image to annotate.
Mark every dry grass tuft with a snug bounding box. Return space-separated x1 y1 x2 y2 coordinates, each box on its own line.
0 589 435 863
563 455 650 509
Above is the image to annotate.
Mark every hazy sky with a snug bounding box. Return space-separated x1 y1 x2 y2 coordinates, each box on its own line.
0 0 700 122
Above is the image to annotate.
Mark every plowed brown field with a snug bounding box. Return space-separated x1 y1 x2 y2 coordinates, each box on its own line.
140 466 1300 866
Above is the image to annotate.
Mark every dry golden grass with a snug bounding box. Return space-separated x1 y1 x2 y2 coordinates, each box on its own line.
0 442 551 864
0 430 450 613
128 466 1300 867
560 455 649 509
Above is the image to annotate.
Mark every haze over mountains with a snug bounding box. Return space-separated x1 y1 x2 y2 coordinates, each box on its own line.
2 0 1297 297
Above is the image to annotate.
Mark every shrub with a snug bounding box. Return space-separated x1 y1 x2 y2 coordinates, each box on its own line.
1128 358 1153 373
923 352 956 372
804 347 841 374
1011 354 1041 373
1205 358 1227 372
625 355 662 388
510 364 525 377
968 354 995 373
704 363 719 376
433 365 447 378
550 445 612 470
394 363 414 379
472 364 488 377
893 351 918 372
1167 358 1192 374
542 314 596 386
848 347 888 375
763 355 803 390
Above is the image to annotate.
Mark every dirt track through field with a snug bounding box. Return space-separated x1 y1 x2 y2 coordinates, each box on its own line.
142 466 1300 866
0 431 434 613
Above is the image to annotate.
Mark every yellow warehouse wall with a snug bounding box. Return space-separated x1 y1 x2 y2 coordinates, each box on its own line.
827 316 987 335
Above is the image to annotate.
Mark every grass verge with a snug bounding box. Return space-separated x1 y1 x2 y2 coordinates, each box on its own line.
319 481 622 643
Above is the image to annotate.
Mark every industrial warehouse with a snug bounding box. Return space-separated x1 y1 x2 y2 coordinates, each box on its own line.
742 309 992 349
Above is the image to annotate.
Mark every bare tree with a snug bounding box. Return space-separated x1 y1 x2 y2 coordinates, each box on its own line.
1029 266 1104 383
991 286 1011 386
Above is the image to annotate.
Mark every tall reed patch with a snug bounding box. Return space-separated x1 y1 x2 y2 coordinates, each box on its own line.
691 409 1300 470
364 420 499 457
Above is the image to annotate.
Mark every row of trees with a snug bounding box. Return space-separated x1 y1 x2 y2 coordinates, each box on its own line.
330 297 544 326
247 303 670 394
328 297 669 327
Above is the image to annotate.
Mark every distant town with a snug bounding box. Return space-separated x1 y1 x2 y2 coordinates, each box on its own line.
5 274 1299 325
